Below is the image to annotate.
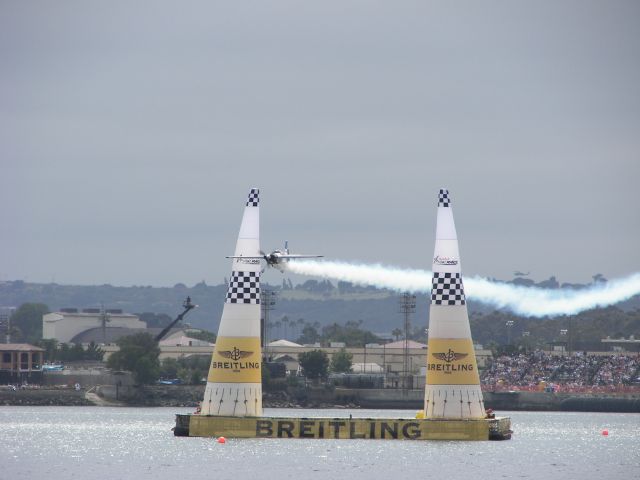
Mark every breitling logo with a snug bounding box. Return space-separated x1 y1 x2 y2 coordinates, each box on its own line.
209 338 261 381
212 345 260 372
219 347 253 361
427 348 473 375
426 339 478 383
432 349 468 363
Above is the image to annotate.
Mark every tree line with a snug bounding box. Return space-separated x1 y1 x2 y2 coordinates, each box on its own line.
3 300 640 387
5 301 640 353
37 338 104 363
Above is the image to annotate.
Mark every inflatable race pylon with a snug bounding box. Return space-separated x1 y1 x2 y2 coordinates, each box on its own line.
424 189 485 419
201 188 263 416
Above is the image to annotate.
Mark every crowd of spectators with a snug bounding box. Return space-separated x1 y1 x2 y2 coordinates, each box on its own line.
481 351 640 393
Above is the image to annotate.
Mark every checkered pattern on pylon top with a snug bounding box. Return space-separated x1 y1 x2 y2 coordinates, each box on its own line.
246 189 259 207
438 189 451 207
431 272 465 305
226 271 260 304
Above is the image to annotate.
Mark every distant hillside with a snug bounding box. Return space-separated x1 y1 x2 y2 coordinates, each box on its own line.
1 275 639 339
0 280 227 331
0 279 409 333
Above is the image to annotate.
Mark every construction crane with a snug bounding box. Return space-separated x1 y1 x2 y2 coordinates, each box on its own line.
154 296 197 342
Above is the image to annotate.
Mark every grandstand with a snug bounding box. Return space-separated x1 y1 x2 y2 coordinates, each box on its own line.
481 351 640 393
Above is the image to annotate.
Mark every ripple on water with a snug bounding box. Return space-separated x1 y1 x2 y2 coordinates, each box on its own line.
1 407 639 480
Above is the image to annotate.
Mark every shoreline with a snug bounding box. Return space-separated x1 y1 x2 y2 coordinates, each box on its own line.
1 386 639 412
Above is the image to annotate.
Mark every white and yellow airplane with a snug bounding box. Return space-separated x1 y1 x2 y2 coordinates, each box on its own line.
227 241 322 271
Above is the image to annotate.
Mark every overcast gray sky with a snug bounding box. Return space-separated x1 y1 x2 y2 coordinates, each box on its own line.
1 1 639 287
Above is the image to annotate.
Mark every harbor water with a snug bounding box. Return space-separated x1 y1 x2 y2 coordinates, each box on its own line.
1 406 638 479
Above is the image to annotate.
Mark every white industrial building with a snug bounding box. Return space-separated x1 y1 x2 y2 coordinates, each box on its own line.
42 308 146 343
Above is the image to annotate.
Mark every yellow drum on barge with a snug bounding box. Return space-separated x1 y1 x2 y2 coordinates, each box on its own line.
174 414 512 441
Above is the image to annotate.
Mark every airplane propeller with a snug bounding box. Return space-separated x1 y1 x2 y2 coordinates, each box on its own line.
259 250 269 273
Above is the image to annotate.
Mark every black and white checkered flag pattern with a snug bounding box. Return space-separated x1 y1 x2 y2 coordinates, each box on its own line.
226 271 260 304
431 272 466 305
438 189 451 207
246 189 259 207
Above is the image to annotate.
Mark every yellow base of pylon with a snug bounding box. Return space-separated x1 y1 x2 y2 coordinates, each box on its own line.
174 414 511 441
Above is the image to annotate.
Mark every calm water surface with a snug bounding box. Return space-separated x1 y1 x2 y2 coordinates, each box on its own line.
1 407 638 480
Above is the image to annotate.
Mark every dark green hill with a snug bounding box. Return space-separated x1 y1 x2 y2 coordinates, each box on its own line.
1 278 639 351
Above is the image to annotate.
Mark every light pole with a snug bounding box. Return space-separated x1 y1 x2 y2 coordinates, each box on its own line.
363 344 367 372
560 329 568 353
506 320 515 346
261 289 277 360
568 316 574 353
399 293 416 392
382 343 386 378
522 331 530 353
100 304 110 345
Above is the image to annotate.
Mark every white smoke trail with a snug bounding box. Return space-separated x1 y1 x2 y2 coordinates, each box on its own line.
283 260 640 317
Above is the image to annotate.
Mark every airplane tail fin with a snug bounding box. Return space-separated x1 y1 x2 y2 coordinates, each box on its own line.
285 240 289 255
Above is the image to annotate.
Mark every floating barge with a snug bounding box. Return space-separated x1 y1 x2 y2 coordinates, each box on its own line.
177 188 513 442
174 414 512 441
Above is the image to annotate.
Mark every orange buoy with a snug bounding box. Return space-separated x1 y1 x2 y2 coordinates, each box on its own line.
602 430 609 436
217 436 226 444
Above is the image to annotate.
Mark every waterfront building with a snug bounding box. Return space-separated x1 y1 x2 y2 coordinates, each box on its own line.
0 343 45 383
43 308 145 343
601 335 640 352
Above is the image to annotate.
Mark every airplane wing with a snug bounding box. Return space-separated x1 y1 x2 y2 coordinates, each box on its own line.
277 254 323 259
225 256 265 259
